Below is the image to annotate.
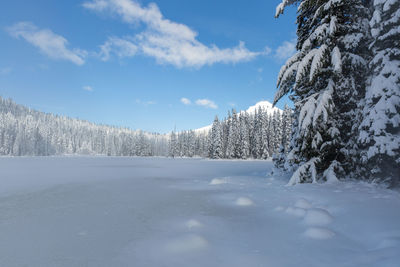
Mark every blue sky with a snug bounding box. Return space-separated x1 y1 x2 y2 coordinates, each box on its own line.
0 0 297 133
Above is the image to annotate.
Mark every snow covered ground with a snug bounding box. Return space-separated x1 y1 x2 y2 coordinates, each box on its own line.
0 157 399 267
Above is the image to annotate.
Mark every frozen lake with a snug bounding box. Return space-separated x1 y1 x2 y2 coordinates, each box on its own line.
0 157 399 267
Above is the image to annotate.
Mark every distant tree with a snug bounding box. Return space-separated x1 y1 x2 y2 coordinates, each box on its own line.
209 116 223 159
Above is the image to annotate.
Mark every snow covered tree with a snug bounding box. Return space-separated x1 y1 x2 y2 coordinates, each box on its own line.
281 104 292 153
273 104 293 169
239 112 250 159
358 0 400 186
260 112 270 159
275 0 371 184
226 110 238 158
208 116 223 159
168 130 178 158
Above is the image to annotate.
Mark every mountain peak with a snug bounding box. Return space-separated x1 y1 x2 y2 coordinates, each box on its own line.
243 100 281 116
194 100 282 133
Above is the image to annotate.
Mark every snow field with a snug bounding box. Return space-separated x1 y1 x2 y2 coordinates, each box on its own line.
0 157 399 267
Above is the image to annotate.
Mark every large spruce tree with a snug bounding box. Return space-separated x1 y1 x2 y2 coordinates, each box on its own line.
358 0 400 186
274 0 371 184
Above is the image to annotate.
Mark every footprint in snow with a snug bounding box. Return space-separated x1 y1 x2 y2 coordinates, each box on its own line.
236 197 254 206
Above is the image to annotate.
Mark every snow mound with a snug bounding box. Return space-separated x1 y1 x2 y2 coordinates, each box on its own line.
304 208 334 226
285 207 306 217
165 234 208 253
210 178 228 185
186 219 203 229
294 198 312 209
236 197 254 206
304 227 335 240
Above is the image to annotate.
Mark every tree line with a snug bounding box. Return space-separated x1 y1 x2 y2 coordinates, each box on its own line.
0 97 293 160
169 106 292 160
0 97 168 156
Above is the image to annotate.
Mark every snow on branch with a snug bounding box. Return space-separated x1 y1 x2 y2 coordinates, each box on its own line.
287 157 320 185
295 48 318 86
275 0 299 18
310 44 328 82
331 46 342 73
274 52 301 105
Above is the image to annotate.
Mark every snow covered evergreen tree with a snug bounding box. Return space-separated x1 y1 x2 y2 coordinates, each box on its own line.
260 112 270 159
358 0 400 186
168 130 178 158
209 116 223 159
281 104 292 153
273 104 293 169
226 109 238 158
275 0 371 184
239 112 250 159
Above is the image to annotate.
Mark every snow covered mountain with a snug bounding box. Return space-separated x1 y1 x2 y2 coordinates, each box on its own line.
244 100 282 116
194 100 282 134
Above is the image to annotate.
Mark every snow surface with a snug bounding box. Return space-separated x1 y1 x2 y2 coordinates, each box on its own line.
0 157 400 267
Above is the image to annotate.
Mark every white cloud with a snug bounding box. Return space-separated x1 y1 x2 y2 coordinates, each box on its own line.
136 99 156 106
275 39 296 61
195 99 218 109
83 0 261 68
7 22 87 65
98 36 138 61
180 97 191 105
83 85 94 92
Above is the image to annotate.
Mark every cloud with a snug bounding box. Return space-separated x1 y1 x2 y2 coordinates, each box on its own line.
136 99 156 106
7 22 87 65
83 0 261 68
275 39 296 61
195 99 218 109
180 97 191 105
98 36 138 61
83 85 94 91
